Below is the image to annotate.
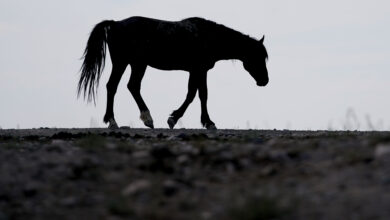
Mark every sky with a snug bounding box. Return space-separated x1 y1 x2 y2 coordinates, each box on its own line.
0 0 389 130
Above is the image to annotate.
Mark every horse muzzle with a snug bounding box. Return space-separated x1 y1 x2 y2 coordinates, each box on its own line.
257 79 269 87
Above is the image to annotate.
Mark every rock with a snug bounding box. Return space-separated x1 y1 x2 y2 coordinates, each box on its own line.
151 146 174 159
61 196 78 207
180 144 200 156
375 144 390 158
177 155 190 164
51 132 74 139
191 133 209 140
122 179 151 196
201 211 212 220
132 151 149 159
0 211 8 220
268 150 289 162
105 142 116 150
23 182 39 198
133 134 144 139
163 179 179 196
176 133 190 141
259 165 278 177
157 133 167 138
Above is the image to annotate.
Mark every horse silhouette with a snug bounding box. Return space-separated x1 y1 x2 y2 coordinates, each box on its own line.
78 16 269 129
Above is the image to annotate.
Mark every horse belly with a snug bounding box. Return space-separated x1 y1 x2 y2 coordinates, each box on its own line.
145 48 199 71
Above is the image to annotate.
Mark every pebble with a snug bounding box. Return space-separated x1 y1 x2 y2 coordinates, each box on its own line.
132 151 149 159
150 146 174 159
375 144 390 158
0 211 8 220
60 197 78 207
122 179 151 196
260 165 278 177
51 139 67 145
177 155 190 164
176 133 190 141
163 179 179 196
105 143 116 150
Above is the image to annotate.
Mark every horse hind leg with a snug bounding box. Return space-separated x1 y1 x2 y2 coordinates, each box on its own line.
128 64 154 129
103 63 127 129
168 72 198 129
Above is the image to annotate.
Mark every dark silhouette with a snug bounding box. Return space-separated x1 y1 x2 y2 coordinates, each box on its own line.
78 16 269 130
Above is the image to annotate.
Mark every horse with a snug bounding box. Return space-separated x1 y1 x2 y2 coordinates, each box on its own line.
78 16 269 130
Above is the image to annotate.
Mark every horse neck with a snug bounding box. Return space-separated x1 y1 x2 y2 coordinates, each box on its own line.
214 31 255 62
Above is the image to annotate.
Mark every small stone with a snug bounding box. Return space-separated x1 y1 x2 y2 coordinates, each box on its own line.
23 183 39 198
132 151 149 159
45 144 64 153
151 146 174 159
163 179 179 196
177 155 190 164
133 134 144 139
157 133 167 138
268 150 289 161
0 211 8 220
122 179 151 196
176 133 190 140
226 163 235 173
201 211 212 220
259 166 278 176
61 197 78 207
375 144 390 158
51 139 66 145
105 142 116 150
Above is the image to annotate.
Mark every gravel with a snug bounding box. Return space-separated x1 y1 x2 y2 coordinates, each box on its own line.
0 128 390 220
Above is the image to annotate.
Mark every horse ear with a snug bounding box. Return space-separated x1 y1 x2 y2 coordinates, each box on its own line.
259 35 265 44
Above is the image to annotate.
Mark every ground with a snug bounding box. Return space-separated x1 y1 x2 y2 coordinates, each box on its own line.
0 128 390 220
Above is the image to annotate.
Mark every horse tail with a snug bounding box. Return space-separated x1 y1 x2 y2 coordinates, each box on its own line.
78 20 115 103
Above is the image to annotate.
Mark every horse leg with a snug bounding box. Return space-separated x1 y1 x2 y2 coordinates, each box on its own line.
198 71 216 130
103 63 127 129
128 64 154 129
168 72 198 129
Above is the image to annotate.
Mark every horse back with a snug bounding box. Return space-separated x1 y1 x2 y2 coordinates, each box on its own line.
109 16 219 70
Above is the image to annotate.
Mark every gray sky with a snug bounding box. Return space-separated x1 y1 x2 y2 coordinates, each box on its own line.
1 0 389 130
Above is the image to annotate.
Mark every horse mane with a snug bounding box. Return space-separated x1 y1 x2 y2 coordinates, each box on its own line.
181 17 268 60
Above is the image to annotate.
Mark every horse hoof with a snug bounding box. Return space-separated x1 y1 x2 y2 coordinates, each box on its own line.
140 110 154 129
107 118 119 129
167 117 176 129
206 124 217 130
144 120 154 129
108 122 119 130
108 125 119 129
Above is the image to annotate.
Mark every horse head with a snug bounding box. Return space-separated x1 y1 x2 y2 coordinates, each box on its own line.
242 35 269 86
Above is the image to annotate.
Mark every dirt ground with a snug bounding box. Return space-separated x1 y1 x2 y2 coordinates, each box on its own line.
0 128 390 220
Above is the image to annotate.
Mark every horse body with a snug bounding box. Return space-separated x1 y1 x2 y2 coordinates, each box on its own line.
110 17 246 71
78 16 268 129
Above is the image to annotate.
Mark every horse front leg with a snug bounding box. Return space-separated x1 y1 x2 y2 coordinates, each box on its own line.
168 72 198 129
198 72 216 130
103 63 127 129
128 64 154 129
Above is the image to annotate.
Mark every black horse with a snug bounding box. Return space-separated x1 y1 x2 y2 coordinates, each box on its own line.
78 16 269 129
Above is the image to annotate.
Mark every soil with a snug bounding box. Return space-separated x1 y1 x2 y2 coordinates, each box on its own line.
0 128 390 220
